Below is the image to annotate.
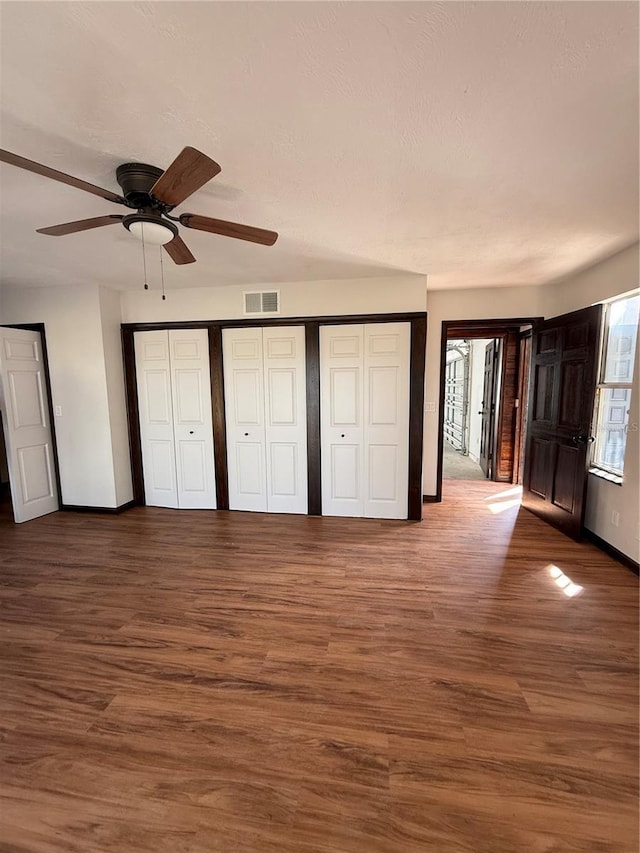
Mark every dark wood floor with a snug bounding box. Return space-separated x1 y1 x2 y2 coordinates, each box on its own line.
0 482 637 852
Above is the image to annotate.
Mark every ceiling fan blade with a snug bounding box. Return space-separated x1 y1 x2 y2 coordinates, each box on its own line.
180 213 278 246
0 149 124 203
150 147 221 207
36 215 124 236
164 235 196 265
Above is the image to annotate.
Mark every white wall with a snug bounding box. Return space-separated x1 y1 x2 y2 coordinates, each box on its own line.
0 283 120 506
121 275 427 324
539 243 639 317
99 286 133 506
542 243 639 562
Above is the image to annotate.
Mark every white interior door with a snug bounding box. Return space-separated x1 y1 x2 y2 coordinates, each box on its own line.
320 322 410 519
263 326 307 513
169 329 217 509
320 324 365 517
0 327 59 522
223 327 268 511
135 330 178 508
363 323 410 518
135 329 216 510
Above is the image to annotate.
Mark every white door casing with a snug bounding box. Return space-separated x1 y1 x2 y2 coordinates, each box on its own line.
320 322 410 519
223 326 307 513
0 327 59 522
134 329 216 510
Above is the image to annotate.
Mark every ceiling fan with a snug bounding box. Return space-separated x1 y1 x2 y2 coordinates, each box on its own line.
0 146 278 265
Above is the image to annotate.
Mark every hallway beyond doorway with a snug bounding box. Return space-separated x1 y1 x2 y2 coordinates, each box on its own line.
443 441 486 480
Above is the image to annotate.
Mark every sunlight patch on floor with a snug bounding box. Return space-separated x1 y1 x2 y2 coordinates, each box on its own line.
485 486 522 514
487 498 521 514
547 564 584 597
484 486 522 501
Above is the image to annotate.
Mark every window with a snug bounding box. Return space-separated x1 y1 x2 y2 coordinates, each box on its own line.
591 293 639 479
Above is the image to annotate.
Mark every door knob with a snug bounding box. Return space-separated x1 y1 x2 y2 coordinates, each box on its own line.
189 430 194 435
341 434 345 438
572 434 595 445
244 432 249 436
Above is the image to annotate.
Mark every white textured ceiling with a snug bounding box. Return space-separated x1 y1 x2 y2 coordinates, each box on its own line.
0 1 638 292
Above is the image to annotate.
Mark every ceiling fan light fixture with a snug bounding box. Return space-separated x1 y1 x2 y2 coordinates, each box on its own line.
124 216 177 245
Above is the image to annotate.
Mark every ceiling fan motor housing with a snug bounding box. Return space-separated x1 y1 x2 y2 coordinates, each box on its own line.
116 162 165 209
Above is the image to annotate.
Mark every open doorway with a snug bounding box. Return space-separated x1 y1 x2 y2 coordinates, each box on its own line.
436 317 540 501
443 338 501 481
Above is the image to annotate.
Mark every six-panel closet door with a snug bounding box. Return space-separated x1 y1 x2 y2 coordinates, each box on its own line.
134 329 216 509
320 322 410 519
223 326 307 513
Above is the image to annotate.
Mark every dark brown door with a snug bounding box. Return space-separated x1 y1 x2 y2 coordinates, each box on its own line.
479 341 498 477
522 305 602 540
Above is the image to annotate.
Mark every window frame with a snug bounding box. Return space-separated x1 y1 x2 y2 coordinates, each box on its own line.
590 292 639 480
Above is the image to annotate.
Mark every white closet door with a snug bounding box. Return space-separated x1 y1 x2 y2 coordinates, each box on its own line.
363 323 410 519
263 326 307 514
135 330 178 508
223 327 267 512
0 327 59 522
320 324 365 517
169 329 216 509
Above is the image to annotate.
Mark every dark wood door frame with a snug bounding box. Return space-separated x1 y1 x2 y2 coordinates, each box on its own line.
122 311 427 521
478 340 500 478
435 317 541 502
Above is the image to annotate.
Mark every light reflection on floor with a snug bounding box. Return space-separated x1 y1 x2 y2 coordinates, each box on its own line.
484 486 522 514
547 564 584 597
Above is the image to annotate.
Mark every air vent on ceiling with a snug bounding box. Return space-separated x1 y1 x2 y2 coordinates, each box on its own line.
243 290 280 315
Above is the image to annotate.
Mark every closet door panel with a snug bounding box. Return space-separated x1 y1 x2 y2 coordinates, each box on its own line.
320 325 364 516
223 328 267 512
169 329 216 509
363 323 410 518
263 326 307 513
134 330 178 508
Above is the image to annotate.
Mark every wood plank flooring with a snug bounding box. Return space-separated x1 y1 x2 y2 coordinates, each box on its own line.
0 482 637 852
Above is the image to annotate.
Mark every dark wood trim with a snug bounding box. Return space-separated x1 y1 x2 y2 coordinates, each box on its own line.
409 316 427 520
121 327 144 506
423 494 439 503
513 331 532 485
436 317 541 502
305 322 322 515
60 499 137 515
209 326 229 510
121 312 426 333
3 322 63 508
583 530 639 575
445 318 542 336
494 331 519 483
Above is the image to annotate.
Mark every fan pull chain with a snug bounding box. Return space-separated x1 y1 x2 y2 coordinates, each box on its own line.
159 244 166 301
141 222 149 290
